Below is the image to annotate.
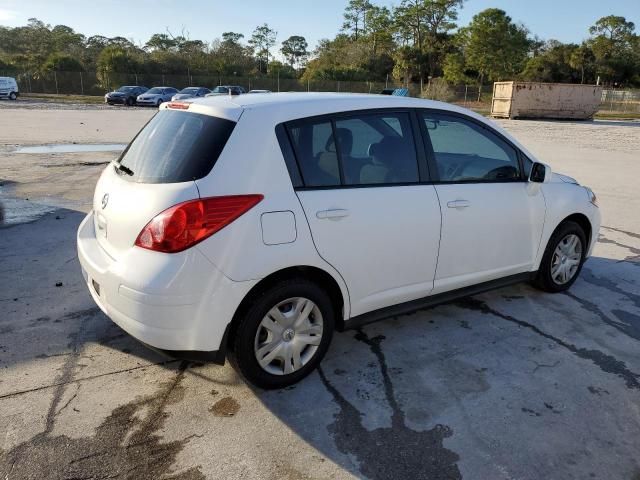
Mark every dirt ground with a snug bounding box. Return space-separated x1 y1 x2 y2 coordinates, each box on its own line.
1 104 640 480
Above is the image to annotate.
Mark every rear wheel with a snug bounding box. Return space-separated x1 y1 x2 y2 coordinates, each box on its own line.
533 221 586 292
231 278 335 389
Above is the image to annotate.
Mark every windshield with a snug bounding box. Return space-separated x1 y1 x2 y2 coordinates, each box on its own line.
117 110 236 184
180 88 199 94
212 86 229 93
117 86 134 93
147 87 163 94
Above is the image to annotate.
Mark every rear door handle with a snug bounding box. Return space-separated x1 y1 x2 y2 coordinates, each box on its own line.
316 209 350 220
447 200 470 209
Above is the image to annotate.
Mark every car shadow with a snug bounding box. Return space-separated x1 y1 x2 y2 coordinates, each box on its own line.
255 252 640 479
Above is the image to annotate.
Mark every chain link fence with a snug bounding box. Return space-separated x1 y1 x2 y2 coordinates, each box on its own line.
1 70 492 100
2 70 638 114
601 89 640 114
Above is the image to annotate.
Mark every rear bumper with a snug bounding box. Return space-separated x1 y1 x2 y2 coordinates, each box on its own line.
77 211 256 356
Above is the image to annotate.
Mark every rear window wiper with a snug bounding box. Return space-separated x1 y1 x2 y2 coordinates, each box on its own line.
114 162 134 176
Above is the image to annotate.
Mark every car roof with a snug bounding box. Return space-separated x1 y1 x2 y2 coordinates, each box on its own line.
163 92 536 161
182 92 470 120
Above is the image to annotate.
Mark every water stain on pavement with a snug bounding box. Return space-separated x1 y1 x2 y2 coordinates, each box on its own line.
0 363 204 480
210 396 240 417
318 330 461 480
455 297 640 390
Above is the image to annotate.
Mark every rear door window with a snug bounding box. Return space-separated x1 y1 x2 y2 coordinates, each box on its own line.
335 112 419 185
288 120 341 187
117 110 235 183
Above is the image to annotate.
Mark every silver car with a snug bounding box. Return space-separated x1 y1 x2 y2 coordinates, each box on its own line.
205 85 246 97
136 87 179 107
171 87 211 101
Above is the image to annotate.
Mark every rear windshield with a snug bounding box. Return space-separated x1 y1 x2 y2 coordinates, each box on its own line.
117 110 236 183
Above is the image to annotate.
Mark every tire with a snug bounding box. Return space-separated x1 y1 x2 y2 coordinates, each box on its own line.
231 278 335 389
126 97 134 106
9 92 17 101
156 99 163 107
533 221 587 293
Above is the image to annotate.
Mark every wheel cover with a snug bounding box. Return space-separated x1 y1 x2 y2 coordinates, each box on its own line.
551 234 582 285
254 297 323 376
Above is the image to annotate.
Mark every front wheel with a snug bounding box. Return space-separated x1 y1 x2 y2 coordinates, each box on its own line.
533 221 587 292
126 97 134 106
231 278 335 389
9 92 17 100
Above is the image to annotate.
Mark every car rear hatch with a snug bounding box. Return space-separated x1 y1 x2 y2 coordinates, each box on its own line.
93 106 239 260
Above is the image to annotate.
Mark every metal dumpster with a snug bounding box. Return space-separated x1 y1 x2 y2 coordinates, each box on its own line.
491 82 603 120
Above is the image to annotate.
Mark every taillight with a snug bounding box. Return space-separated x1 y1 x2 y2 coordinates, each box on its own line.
135 195 263 253
167 102 190 110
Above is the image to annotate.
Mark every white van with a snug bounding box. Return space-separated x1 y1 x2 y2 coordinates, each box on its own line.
0 77 19 100
77 93 601 388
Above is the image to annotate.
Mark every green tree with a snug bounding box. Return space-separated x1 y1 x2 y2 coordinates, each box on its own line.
96 45 140 88
588 16 637 85
364 5 394 55
145 33 178 52
249 24 277 74
211 32 253 76
392 0 464 79
42 52 84 72
342 0 373 40
281 36 309 70
568 44 595 84
442 52 473 84
457 8 530 85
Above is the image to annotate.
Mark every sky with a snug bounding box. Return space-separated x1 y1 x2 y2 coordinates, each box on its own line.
0 0 639 50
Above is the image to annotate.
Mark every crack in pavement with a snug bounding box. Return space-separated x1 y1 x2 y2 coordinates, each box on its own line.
0 359 180 401
454 297 640 390
598 234 640 258
602 225 640 241
0 361 204 480
318 330 461 480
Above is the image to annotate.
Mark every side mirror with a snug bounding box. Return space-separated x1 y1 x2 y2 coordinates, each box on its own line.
529 162 547 183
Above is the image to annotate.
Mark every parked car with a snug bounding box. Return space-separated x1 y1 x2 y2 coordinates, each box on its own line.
105 86 148 106
205 85 246 97
0 76 19 100
172 87 211 101
136 87 179 106
78 93 600 389
248 89 272 94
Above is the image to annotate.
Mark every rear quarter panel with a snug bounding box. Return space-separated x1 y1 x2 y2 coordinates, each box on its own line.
194 108 351 317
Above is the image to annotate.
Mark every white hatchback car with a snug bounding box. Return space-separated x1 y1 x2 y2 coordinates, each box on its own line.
78 93 600 388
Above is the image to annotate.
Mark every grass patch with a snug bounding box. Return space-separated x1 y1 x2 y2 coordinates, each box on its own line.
21 93 104 104
594 111 640 120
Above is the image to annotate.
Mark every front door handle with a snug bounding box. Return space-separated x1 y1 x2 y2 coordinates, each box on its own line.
316 209 350 220
447 200 470 209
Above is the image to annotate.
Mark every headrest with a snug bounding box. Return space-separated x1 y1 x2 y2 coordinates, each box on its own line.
326 128 353 154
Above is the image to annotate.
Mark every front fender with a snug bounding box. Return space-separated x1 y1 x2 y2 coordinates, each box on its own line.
534 183 600 270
